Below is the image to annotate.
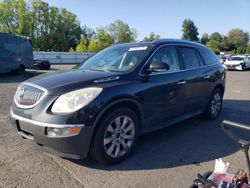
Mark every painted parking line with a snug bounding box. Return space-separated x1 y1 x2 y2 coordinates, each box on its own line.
232 90 241 93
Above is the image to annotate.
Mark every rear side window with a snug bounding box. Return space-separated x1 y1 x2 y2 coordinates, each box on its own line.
179 48 200 69
197 47 218 65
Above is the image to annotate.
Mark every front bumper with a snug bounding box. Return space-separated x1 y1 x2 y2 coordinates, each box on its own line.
224 64 244 70
10 109 93 159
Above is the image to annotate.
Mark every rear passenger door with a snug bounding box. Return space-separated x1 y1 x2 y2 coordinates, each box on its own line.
177 46 206 114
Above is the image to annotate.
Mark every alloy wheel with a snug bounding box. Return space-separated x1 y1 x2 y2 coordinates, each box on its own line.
210 92 222 117
103 116 135 158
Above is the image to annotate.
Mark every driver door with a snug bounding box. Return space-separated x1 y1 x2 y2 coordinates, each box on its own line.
140 45 186 128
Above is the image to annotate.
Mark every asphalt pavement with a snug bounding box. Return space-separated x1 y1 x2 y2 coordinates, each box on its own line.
0 66 250 188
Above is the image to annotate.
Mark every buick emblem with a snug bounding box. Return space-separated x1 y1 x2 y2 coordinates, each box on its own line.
19 88 26 99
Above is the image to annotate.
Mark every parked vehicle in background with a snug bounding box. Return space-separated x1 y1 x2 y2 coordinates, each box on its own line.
0 32 33 74
219 55 227 64
33 51 93 64
224 55 250 70
10 39 226 164
33 54 51 70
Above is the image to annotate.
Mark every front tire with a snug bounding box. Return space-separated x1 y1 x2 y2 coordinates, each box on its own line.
242 64 247 71
203 88 223 120
91 108 140 165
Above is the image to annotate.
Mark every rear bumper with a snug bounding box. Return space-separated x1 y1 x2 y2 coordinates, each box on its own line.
9 110 93 159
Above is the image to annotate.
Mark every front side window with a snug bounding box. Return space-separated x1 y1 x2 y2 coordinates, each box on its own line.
179 47 200 69
148 46 180 72
198 47 219 65
77 44 152 72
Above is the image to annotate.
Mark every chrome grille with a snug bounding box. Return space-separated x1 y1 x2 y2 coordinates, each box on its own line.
14 83 46 108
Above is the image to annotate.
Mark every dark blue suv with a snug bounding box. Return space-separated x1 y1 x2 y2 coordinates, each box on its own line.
10 39 226 164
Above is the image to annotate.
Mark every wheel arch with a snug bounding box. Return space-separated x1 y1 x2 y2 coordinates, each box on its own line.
214 83 225 96
88 98 144 155
93 98 144 130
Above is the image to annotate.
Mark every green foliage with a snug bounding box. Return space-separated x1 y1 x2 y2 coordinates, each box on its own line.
181 19 199 42
236 46 245 54
206 40 221 55
205 33 223 54
246 44 250 54
96 27 114 50
227 29 249 54
0 0 82 51
143 32 160 42
1 2 249 54
73 21 138 53
75 36 88 52
220 36 231 52
108 20 137 43
69 47 75 52
0 0 31 35
200 33 209 45
73 27 114 53
87 38 100 53
210 32 222 42
228 29 249 48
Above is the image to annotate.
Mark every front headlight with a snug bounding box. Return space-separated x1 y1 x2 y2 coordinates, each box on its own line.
51 87 103 114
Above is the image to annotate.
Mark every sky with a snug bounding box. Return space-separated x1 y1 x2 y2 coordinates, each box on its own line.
42 0 250 40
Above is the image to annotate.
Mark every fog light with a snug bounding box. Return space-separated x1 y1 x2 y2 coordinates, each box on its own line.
47 127 81 137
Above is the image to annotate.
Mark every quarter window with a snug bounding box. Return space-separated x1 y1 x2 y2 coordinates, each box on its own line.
148 46 180 72
179 48 200 69
197 47 218 65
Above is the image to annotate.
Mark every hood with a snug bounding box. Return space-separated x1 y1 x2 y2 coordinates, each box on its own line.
25 69 121 95
224 60 243 65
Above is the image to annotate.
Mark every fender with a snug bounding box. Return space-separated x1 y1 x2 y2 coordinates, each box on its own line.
93 97 144 130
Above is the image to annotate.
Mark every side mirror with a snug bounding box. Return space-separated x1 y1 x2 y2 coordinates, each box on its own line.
147 61 169 73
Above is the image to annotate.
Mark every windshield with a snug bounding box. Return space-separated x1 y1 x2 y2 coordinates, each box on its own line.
228 56 245 61
77 44 152 72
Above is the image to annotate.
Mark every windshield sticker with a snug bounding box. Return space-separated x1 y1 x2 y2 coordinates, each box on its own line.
128 46 148 51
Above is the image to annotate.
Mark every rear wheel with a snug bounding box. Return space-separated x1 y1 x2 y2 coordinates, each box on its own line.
91 108 140 165
203 88 223 120
14 65 25 75
43 61 51 70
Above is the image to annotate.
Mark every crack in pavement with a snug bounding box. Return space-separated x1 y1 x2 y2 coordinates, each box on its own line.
47 155 86 188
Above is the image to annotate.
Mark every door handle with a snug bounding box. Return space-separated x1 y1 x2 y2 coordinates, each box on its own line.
204 75 210 79
177 80 186 85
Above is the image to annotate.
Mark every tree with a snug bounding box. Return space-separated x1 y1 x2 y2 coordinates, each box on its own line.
181 19 199 42
87 38 99 52
236 46 245 54
143 32 160 42
210 32 223 42
220 36 231 52
0 0 32 35
57 8 82 51
228 29 249 53
75 36 88 52
73 27 114 53
246 44 250 54
108 20 137 43
0 0 82 51
96 27 114 49
15 0 32 36
81 25 95 44
200 33 209 45
206 40 221 55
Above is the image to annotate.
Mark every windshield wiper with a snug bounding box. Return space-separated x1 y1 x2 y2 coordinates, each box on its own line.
88 68 109 72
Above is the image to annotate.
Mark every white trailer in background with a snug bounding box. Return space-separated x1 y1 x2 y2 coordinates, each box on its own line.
33 52 94 64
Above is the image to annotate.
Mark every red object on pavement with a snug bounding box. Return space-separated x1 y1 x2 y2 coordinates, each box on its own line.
208 173 234 186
